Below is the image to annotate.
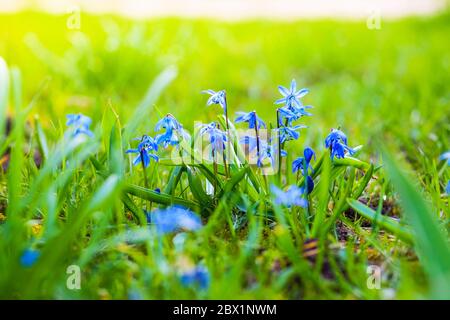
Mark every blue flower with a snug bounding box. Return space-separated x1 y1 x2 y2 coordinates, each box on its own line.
325 128 355 160
155 114 181 132
155 114 190 148
270 185 308 208
292 148 316 194
66 113 94 137
292 147 316 174
257 141 287 168
180 266 210 289
202 89 226 110
147 206 202 234
199 122 227 155
240 135 259 153
275 79 309 110
235 111 266 129
446 181 450 195
276 125 307 144
126 135 159 168
20 249 40 267
439 151 450 165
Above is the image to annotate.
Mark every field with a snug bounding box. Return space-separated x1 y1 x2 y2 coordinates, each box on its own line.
0 11 449 299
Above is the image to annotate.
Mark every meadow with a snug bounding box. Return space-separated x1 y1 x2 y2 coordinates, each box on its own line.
0 11 449 299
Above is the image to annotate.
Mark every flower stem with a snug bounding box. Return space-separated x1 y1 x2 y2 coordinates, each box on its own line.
223 92 231 178
276 109 282 184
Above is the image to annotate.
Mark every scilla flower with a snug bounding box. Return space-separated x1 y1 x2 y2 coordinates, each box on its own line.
199 122 227 156
147 206 202 234
270 184 308 208
155 114 190 148
66 113 94 137
202 89 226 110
276 125 307 144
325 128 355 160
126 135 159 168
257 141 287 168
275 79 309 110
235 111 266 129
292 147 316 193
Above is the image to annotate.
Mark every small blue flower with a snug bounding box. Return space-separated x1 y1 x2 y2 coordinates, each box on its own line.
147 206 202 234
202 89 226 111
325 128 355 160
180 266 210 289
277 125 307 144
20 249 40 267
446 181 450 195
257 141 287 168
439 151 450 165
235 111 266 129
66 113 94 137
270 185 308 208
275 79 309 110
126 135 159 168
155 114 190 148
199 122 227 156
292 147 316 174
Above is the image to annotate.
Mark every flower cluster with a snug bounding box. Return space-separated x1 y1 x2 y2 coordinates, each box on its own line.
155 114 190 148
325 128 355 160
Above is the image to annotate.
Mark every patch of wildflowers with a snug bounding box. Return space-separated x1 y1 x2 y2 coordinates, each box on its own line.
325 128 355 160
270 184 308 208
235 111 266 129
147 206 202 234
126 135 159 168
66 113 94 138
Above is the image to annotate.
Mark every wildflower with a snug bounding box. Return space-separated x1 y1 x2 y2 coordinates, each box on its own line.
292 147 316 174
446 181 450 195
20 249 40 267
270 185 308 208
199 122 227 155
293 147 316 194
235 111 266 129
439 151 450 165
126 135 159 168
240 135 259 153
257 142 287 168
202 89 226 110
66 113 94 137
276 125 307 144
275 79 309 110
155 114 191 148
325 128 355 160
180 265 210 289
147 206 202 234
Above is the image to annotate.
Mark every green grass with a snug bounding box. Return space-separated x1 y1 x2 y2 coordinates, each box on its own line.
0 11 449 299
